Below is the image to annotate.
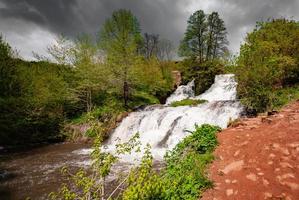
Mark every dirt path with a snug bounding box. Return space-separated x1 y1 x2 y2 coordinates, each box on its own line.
202 101 299 200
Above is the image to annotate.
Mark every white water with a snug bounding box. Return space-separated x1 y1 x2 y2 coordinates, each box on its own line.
75 74 243 162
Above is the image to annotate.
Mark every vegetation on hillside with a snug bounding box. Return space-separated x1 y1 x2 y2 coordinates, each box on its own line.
235 19 299 113
0 9 177 147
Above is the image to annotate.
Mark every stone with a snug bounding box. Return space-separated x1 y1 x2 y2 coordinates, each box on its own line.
262 178 269 186
280 162 293 169
234 150 240 157
268 161 273 165
225 179 231 183
258 172 264 176
226 189 234 196
221 160 244 174
275 168 281 172
281 181 299 190
273 143 280 149
287 142 299 148
246 173 257 181
264 192 272 198
281 173 295 179
232 180 238 184
269 153 276 158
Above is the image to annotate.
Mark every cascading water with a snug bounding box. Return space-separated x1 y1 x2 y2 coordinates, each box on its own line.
97 74 244 162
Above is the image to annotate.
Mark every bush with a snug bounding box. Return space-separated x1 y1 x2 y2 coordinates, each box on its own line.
179 59 224 95
236 19 299 113
122 124 221 200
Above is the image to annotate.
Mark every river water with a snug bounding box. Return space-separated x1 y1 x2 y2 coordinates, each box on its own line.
0 74 244 199
0 143 90 199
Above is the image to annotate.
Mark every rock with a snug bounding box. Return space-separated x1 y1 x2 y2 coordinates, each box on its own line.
281 181 299 190
225 179 231 183
275 168 281 172
280 162 293 169
221 160 244 174
264 192 272 199
226 189 234 196
281 173 295 180
234 150 240 157
268 161 273 165
272 143 280 149
287 142 299 148
232 180 238 184
262 178 269 186
269 153 276 158
246 173 257 181
258 172 264 176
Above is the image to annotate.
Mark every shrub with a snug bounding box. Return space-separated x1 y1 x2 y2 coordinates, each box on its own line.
179 59 224 95
236 19 299 113
122 124 221 200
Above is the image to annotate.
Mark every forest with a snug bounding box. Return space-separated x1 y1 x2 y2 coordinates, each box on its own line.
1 8 299 200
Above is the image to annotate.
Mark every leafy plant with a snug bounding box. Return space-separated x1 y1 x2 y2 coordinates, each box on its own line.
236 18 299 113
122 124 221 200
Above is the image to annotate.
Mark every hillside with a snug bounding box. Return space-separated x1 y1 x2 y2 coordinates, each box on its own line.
202 101 299 199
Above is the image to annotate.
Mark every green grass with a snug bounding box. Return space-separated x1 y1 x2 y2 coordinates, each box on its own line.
170 99 207 107
273 84 299 110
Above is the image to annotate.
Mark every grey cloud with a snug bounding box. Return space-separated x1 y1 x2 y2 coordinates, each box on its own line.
0 0 299 59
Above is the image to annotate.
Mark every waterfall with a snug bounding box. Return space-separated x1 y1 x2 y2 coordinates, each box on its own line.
74 74 243 163
99 74 244 162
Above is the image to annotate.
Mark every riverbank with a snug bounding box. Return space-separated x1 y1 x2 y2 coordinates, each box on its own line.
202 100 299 199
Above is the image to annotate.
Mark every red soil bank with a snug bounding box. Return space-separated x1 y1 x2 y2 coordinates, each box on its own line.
202 101 299 200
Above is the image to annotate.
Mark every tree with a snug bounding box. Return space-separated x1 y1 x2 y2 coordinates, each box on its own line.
157 39 174 61
142 33 159 59
0 35 18 97
236 18 299 112
206 12 228 59
179 10 207 62
98 9 143 108
179 10 228 62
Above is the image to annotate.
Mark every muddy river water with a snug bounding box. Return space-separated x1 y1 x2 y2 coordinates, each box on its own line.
0 143 90 200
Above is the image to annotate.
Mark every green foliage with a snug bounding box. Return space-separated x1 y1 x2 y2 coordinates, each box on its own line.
122 144 167 200
170 99 207 107
122 124 220 200
236 18 299 112
0 58 74 146
50 133 142 200
179 10 228 62
272 85 299 110
179 59 224 94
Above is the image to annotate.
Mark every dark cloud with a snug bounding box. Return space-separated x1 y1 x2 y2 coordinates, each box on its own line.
0 0 299 59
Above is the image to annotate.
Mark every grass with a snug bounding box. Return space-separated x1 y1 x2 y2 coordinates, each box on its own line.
170 99 207 107
273 84 299 110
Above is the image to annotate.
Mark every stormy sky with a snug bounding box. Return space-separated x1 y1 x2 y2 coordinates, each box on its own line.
0 0 299 60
